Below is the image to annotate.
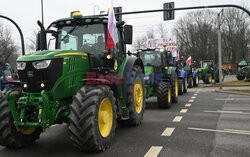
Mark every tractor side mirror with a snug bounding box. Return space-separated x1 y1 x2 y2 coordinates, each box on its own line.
124 25 133 44
36 32 41 51
36 30 47 51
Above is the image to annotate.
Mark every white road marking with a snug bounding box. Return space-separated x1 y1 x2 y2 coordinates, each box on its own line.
216 98 234 101
194 94 198 96
161 128 175 136
188 100 194 103
224 129 250 133
144 146 163 157
185 103 192 107
188 127 250 135
191 96 196 99
180 109 188 113
204 110 250 115
173 116 183 122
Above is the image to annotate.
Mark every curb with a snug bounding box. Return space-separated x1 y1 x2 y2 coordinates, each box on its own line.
215 90 250 96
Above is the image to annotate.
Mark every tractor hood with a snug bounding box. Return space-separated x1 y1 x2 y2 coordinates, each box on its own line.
144 66 154 75
17 50 88 62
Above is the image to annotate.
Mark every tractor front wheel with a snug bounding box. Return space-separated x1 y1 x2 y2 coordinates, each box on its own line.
193 74 199 87
205 73 212 84
188 77 193 88
68 85 116 152
157 82 172 108
178 79 184 95
183 78 188 93
171 74 178 103
0 89 41 148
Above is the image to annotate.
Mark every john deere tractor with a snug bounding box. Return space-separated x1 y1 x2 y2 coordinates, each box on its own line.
0 62 14 91
236 60 250 80
0 12 146 152
134 48 179 108
197 60 225 84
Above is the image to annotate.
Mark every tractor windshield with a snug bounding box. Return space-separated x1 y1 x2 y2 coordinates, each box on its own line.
57 24 106 54
202 61 213 68
139 51 162 67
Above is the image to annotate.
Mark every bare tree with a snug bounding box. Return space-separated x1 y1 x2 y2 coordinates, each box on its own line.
0 22 18 69
157 23 168 38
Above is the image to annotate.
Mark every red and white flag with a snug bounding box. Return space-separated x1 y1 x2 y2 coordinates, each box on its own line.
176 52 180 60
186 56 192 63
106 0 119 50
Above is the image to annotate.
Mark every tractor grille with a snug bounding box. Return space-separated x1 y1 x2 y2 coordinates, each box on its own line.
18 58 63 93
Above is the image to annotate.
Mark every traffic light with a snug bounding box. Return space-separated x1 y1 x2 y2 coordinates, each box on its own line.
163 2 175 21
114 7 122 22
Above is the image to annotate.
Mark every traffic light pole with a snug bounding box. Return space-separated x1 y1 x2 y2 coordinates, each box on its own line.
217 10 223 90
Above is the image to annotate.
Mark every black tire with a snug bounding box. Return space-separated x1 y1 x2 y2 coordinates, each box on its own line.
215 70 225 83
188 77 193 88
246 71 250 80
121 65 146 126
178 79 184 95
204 73 212 84
193 74 199 87
183 78 187 93
236 72 245 80
171 73 178 103
68 85 116 152
0 89 41 148
157 82 172 108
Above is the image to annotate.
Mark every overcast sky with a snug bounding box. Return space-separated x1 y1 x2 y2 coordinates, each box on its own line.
0 0 249 53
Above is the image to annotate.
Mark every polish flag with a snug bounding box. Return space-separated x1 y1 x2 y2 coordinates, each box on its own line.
186 56 192 63
176 52 180 60
106 0 119 50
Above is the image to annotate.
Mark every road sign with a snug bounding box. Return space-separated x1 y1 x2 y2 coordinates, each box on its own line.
163 2 175 21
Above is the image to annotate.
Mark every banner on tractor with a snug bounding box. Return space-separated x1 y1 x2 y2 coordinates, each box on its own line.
147 37 178 57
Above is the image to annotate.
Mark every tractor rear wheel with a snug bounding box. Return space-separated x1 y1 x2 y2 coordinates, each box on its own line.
183 78 187 93
157 82 171 108
236 72 245 80
0 89 41 148
204 73 212 84
178 79 184 95
188 77 193 88
68 85 116 152
171 74 178 103
193 74 199 87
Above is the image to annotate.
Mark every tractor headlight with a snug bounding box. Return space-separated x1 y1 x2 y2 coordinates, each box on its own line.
32 60 51 69
17 62 26 70
144 76 150 80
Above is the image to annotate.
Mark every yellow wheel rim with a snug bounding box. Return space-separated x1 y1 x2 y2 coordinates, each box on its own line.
222 74 224 80
175 79 178 97
18 127 36 135
98 98 113 138
209 75 212 83
168 88 171 103
134 77 143 114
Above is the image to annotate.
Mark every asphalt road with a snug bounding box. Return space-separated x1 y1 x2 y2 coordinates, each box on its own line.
0 76 249 157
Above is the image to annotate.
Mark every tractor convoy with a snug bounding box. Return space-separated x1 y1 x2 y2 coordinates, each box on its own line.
0 11 224 153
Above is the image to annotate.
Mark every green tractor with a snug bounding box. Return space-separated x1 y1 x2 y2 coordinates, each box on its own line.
236 60 250 80
197 60 225 84
0 12 146 151
133 48 179 108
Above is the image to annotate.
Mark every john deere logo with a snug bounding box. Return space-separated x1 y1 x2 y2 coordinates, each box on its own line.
27 71 34 77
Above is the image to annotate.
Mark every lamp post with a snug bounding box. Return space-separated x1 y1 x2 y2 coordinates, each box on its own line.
217 10 223 90
41 0 44 25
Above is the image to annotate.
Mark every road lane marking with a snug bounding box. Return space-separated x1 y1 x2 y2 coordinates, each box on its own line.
144 146 163 157
173 116 183 122
224 129 250 133
185 103 191 107
180 109 188 113
51 124 58 128
188 127 250 135
204 110 250 115
161 128 175 136
191 96 196 99
216 98 234 101
194 94 198 96
188 100 194 103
